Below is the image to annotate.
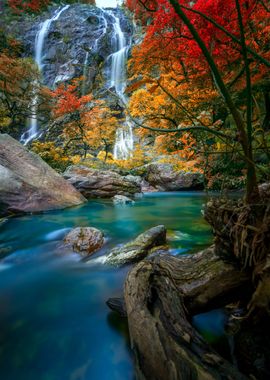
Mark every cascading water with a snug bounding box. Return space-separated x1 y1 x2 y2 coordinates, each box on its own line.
105 11 134 160
82 51 90 96
21 5 70 145
20 3 133 156
82 10 108 95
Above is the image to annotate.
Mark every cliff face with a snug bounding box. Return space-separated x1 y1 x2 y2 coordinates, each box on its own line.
19 4 133 92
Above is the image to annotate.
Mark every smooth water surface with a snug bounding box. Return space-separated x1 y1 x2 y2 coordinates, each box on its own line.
0 192 212 380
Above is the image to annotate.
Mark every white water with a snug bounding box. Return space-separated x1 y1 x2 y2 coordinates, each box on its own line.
21 5 70 145
82 51 89 95
82 9 108 94
106 11 134 160
21 3 133 158
96 0 123 7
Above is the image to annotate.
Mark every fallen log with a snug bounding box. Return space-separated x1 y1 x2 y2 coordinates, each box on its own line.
123 247 250 380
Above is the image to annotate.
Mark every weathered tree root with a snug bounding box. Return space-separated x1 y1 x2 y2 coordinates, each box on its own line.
205 199 270 318
120 247 250 380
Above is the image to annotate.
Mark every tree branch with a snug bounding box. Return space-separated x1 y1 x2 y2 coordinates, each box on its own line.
180 4 270 68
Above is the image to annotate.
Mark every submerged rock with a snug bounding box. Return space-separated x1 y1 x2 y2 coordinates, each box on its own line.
64 227 104 258
113 195 135 205
63 165 141 198
0 134 86 216
104 225 166 266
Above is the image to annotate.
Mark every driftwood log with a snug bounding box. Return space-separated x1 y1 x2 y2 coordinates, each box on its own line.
110 247 251 379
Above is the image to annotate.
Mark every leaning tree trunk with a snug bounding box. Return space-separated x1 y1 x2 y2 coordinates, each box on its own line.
123 247 250 380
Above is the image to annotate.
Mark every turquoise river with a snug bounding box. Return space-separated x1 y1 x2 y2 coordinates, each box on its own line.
0 192 228 380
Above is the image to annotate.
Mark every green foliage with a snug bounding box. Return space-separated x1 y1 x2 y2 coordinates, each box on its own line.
206 153 246 190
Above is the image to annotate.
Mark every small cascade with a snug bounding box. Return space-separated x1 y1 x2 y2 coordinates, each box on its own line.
82 51 89 95
82 9 108 95
93 9 108 51
21 5 70 145
105 10 134 160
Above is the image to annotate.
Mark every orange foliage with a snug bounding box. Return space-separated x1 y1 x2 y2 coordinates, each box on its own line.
49 78 118 156
0 51 40 130
49 78 92 118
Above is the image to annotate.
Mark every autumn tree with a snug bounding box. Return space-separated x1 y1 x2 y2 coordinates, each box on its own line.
126 0 157 23
0 35 43 136
47 78 118 159
84 106 120 161
126 0 270 202
125 2 270 367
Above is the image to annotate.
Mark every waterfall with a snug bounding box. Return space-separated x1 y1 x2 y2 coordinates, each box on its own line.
82 51 89 96
82 10 108 95
104 10 134 160
21 5 70 145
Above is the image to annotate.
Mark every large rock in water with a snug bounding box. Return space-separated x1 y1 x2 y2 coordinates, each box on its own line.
145 163 204 191
63 227 104 258
0 134 86 216
63 165 141 198
104 225 167 266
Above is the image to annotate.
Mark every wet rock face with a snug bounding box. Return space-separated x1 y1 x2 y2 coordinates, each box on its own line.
63 227 104 258
21 4 133 89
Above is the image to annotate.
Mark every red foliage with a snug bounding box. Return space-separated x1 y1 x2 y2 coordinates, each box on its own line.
125 0 158 23
49 80 91 118
8 0 51 13
129 0 270 87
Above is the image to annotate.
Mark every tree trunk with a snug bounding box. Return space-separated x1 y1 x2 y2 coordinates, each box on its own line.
123 247 250 380
168 0 259 202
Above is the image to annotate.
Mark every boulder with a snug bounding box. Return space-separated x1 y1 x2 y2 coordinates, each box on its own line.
124 175 143 188
113 195 135 205
0 134 86 216
104 225 166 266
63 165 141 198
63 227 104 258
145 163 204 191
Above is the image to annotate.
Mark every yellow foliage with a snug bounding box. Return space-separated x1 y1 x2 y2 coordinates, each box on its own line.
114 144 147 170
127 45 220 166
97 151 114 162
31 141 71 171
70 155 82 165
157 155 202 173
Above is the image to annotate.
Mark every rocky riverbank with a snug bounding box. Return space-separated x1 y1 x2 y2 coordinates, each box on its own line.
63 162 204 198
0 135 205 216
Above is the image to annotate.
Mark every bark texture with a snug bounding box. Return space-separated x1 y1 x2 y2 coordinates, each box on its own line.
123 247 250 380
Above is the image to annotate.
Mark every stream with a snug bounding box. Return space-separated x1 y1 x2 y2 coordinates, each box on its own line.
0 192 219 380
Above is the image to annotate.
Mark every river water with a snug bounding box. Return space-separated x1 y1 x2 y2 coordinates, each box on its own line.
0 192 215 380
